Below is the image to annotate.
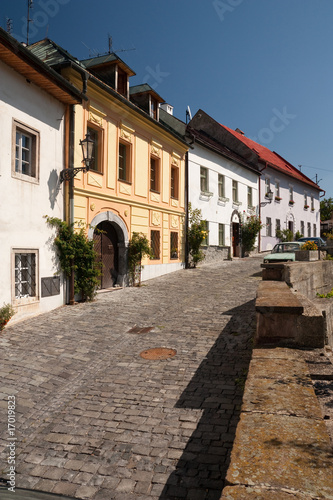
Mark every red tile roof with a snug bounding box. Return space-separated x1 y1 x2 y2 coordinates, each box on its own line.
221 124 320 190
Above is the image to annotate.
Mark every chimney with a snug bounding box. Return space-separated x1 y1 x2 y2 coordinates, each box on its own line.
235 128 245 135
159 103 173 115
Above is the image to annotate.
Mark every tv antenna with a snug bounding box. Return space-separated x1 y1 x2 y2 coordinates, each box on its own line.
27 0 33 45
6 18 13 35
186 106 192 124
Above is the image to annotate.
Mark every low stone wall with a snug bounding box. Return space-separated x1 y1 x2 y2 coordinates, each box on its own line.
221 348 333 499
255 281 326 348
202 245 231 262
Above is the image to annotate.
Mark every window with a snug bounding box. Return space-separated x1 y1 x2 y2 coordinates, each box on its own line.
200 167 208 193
275 180 280 198
117 68 128 97
304 192 308 207
289 186 294 202
247 186 253 207
14 251 37 299
150 157 160 192
13 120 39 181
202 221 209 246
87 126 102 173
266 217 272 237
170 232 178 259
300 221 305 236
232 180 238 202
118 141 131 182
276 219 281 234
313 224 317 237
171 166 179 199
218 174 225 198
307 222 311 237
150 97 158 119
265 178 270 196
219 224 225 246
311 196 314 211
151 230 160 259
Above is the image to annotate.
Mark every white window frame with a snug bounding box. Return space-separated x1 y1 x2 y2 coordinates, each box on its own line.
266 217 272 237
218 174 225 199
12 120 40 183
232 180 238 202
247 186 253 208
12 249 39 305
219 223 225 246
275 180 280 198
200 167 209 193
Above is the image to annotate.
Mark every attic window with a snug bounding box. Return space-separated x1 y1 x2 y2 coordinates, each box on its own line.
150 98 158 119
117 68 127 97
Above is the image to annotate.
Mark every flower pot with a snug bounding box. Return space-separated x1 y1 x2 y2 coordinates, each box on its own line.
295 250 319 261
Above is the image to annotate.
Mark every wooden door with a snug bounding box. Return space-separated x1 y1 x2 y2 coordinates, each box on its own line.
93 221 118 288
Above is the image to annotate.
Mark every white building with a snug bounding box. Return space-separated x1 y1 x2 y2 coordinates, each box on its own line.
187 111 260 259
222 127 322 251
0 29 83 323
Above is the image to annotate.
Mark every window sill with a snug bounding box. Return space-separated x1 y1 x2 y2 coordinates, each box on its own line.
218 196 229 203
232 201 242 206
118 179 132 185
12 171 39 185
150 189 161 194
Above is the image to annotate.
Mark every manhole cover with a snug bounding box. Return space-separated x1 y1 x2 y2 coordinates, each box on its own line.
140 348 177 360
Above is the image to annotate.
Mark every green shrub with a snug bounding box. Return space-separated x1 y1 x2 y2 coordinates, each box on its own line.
128 232 152 286
0 303 15 331
241 214 262 255
188 204 207 267
276 229 293 242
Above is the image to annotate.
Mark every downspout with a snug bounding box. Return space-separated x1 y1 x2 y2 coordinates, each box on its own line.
69 104 75 305
258 162 268 253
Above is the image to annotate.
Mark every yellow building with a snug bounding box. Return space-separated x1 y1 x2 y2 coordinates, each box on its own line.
30 41 188 287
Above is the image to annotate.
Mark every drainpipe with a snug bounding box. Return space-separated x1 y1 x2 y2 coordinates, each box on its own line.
69 105 75 305
185 151 189 268
258 162 268 253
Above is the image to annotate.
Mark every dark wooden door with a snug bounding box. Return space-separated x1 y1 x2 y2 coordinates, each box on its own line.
232 223 239 257
93 221 118 288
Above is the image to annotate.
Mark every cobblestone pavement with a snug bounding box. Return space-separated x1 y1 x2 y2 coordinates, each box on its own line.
0 257 263 499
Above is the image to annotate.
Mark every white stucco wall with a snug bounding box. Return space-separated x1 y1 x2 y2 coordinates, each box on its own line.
188 143 259 250
260 167 321 251
0 61 66 322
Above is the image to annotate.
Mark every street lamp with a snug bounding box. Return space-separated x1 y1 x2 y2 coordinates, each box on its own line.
60 133 94 183
260 189 273 207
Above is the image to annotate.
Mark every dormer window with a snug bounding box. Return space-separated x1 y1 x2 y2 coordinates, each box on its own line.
117 67 128 97
150 98 158 119
130 84 164 120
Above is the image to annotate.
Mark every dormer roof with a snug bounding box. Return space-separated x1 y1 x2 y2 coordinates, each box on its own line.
81 53 136 77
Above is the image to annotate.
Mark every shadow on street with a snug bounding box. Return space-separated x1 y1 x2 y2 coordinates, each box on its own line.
160 299 255 500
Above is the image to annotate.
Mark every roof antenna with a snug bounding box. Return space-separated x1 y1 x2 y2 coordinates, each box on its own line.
27 0 33 45
6 18 13 35
108 34 113 54
186 105 192 124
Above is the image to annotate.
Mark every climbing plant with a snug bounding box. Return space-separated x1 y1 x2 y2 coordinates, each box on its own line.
187 203 208 267
127 232 152 286
45 217 101 301
241 214 262 255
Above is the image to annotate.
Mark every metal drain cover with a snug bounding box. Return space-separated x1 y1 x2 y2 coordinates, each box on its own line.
140 348 176 360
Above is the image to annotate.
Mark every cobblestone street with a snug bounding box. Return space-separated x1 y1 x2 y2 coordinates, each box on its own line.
0 257 262 500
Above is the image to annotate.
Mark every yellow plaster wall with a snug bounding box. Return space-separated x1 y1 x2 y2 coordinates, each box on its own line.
131 206 149 234
162 213 169 263
107 119 117 190
162 150 170 204
73 105 85 182
74 194 87 227
135 135 148 198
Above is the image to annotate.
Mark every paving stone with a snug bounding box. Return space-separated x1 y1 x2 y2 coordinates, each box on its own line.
0 257 263 499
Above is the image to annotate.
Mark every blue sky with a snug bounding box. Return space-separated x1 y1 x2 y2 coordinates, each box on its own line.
2 0 333 198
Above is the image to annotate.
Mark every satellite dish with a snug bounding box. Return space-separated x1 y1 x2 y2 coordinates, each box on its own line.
186 105 192 123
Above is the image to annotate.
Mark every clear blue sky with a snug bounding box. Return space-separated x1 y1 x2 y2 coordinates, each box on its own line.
2 0 333 198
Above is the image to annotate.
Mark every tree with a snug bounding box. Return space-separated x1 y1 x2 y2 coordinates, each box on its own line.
127 232 152 286
320 197 333 221
187 203 208 267
276 228 294 242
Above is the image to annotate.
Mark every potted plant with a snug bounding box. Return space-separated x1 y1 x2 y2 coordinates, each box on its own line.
275 196 282 202
295 240 319 261
304 205 309 210
289 200 295 206
0 303 15 331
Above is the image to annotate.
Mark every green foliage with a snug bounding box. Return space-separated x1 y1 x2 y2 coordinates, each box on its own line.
301 241 318 251
241 214 262 255
317 288 333 298
295 230 303 240
323 232 333 240
276 228 293 242
320 197 333 221
0 303 15 330
45 217 101 301
187 203 207 267
128 232 152 286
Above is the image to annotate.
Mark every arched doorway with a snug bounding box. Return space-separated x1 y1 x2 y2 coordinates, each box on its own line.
230 210 241 257
94 221 119 288
88 211 129 287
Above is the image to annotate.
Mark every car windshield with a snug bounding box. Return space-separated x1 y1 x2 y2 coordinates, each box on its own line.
272 243 299 253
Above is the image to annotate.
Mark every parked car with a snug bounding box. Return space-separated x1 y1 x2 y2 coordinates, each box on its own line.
263 242 303 263
297 237 326 247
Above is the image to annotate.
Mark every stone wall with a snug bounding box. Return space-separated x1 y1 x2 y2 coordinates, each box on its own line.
202 245 231 263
